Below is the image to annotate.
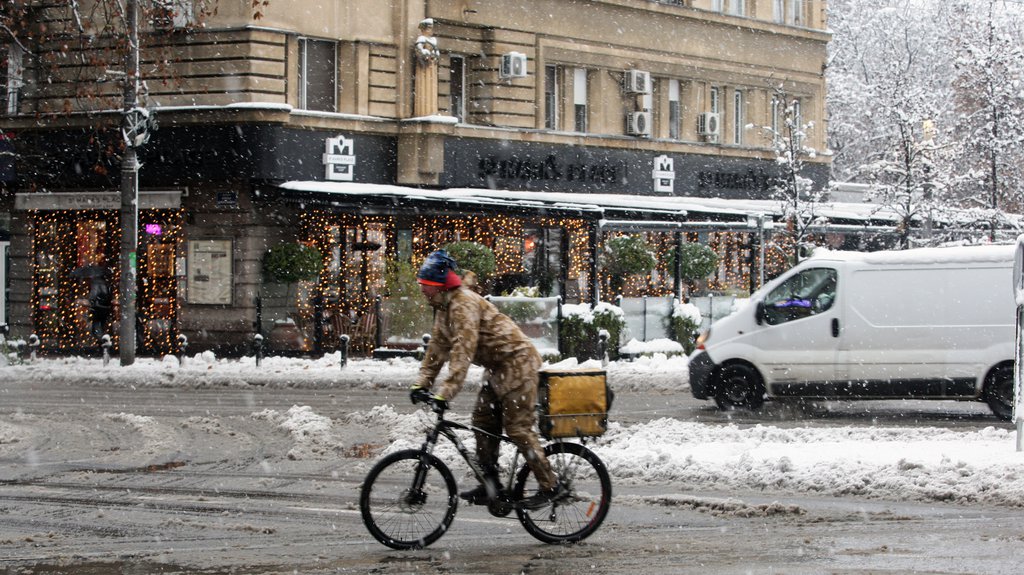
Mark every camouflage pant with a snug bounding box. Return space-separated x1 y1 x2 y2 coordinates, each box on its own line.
472 351 557 490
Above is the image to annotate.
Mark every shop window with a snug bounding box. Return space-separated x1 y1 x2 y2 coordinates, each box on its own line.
30 210 181 354
138 213 182 354
298 38 337 112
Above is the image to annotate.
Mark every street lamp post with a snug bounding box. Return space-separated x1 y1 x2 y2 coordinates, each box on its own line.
119 0 145 365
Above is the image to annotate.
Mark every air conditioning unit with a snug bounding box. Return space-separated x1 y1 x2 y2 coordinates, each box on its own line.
627 111 652 136
500 52 528 79
698 112 721 138
624 70 651 94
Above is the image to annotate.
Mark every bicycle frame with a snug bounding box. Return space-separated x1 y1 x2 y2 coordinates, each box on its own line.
415 410 523 495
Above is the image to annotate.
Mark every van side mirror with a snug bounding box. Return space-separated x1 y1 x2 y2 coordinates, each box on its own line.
755 301 766 325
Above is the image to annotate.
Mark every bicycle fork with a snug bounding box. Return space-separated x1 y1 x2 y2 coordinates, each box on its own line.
405 427 445 506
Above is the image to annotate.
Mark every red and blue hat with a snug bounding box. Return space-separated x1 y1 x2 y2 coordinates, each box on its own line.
417 250 462 290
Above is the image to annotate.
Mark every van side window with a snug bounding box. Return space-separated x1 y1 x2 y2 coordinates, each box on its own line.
763 268 837 325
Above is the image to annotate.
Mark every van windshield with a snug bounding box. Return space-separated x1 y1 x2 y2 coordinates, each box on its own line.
763 267 837 325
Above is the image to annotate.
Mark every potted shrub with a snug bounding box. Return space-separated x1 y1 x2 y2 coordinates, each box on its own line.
601 235 656 297
443 241 496 289
669 299 703 354
669 242 719 296
263 242 323 351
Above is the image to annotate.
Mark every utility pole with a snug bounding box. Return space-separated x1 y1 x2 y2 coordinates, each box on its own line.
119 0 143 365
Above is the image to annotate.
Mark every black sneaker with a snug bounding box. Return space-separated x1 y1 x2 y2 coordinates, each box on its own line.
459 484 491 505
518 483 568 510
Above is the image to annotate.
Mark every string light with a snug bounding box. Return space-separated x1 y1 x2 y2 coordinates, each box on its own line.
29 205 772 353
29 208 183 354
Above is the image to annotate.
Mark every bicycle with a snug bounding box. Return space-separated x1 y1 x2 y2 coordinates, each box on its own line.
359 389 612 549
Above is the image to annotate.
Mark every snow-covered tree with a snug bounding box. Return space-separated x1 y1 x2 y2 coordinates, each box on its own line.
827 0 976 245
946 0 1024 239
759 84 825 262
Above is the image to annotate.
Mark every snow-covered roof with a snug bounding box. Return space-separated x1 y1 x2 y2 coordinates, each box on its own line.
277 181 1021 234
811 243 1017 265
278 181 695 220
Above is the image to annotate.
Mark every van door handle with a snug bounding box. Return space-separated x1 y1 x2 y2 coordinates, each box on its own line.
831 318 840 337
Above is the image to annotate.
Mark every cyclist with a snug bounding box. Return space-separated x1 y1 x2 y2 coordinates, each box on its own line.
410 250 566 510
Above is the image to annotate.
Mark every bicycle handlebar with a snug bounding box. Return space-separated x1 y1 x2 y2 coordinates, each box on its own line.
410 388 448 414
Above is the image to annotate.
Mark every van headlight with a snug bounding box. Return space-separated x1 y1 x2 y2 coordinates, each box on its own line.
695 328 711 350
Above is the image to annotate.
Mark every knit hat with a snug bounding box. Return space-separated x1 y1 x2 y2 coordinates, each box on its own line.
417 250 462 290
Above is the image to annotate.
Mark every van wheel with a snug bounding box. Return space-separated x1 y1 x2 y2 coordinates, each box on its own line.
983 364 1014 421
713 364 765 410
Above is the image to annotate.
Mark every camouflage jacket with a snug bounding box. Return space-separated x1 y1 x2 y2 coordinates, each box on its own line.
417 286 539 400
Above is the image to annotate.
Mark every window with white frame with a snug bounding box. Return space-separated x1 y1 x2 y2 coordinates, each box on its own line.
545 65 559 130
710 86 720 114
793 99 803 146
668 79 681 140
449 55 466 122
298 38 337 112
712 0 724 12
573 68 588 132
789 0 805 25
771 95 783 140
773 0 785 23
3 44 23 116
727 0 745 16
733 90 744 144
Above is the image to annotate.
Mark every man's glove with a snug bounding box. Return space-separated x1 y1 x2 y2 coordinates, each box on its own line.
410 386 447 413
427 394 448 414
410 385 431 405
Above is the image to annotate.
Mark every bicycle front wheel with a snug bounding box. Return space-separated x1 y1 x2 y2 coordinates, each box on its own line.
359 449 458 549
513 441 612 544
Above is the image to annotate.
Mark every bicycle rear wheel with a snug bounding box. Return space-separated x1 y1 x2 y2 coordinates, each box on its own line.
360 449 458 549
513 441 612 544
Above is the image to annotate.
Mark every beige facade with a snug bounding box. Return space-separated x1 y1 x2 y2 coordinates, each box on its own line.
2 0 833 355
12 0 830 181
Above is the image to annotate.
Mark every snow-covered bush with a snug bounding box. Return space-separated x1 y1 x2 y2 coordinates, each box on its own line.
560 302 626 361
669 300 703 354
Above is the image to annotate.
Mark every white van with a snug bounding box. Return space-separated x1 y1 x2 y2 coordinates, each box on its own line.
688 245 1016 419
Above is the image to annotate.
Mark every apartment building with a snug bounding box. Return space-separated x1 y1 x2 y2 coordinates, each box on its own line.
0 0 832 355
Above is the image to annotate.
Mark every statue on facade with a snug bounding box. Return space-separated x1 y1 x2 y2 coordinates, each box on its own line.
413 18 439 117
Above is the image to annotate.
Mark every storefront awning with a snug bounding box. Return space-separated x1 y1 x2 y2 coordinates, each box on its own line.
275 181 912 232
275 181 700 223
15 191 183 211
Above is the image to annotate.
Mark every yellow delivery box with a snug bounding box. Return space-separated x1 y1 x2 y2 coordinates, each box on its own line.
538 368 611 439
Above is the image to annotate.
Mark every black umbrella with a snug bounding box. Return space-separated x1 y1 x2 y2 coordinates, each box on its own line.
70 265 108 279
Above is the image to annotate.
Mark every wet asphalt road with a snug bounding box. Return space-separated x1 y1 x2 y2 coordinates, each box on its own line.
0 379 1019 574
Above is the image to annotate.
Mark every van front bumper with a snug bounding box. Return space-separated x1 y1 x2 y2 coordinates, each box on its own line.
688 350 717 400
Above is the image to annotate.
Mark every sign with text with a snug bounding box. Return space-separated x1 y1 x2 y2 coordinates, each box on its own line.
652 155 675 193
323 136 355 181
